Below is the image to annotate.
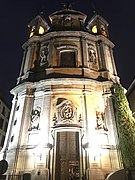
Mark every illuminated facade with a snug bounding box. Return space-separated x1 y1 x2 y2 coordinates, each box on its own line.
1 5 123 180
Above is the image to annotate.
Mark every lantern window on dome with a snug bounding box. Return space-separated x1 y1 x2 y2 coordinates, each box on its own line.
28 15 49 38
87 14 109 38
92 25 97 34
29 26 35 37
39 26 45 35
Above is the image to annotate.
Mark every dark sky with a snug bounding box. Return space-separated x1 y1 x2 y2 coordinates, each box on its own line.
0 0 135 104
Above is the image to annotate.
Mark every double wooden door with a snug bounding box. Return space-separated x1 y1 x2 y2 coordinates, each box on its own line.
55 131 80 180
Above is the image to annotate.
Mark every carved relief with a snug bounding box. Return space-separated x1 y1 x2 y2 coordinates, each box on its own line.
60 102 74 120
53 113 57 125
53 98 79 126
95 111 108 131
39 44 49 67
62 15 72 27
59 100 74 124
88 48 97 65
78 114 83 123
100 24 107 37
28 106 41 131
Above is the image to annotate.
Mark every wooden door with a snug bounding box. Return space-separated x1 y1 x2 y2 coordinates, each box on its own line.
55 131 80 180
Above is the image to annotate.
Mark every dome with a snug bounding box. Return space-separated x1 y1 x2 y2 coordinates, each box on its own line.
49 8 87 31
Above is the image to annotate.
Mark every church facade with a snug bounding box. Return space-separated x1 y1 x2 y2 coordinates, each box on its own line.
1 5 123 180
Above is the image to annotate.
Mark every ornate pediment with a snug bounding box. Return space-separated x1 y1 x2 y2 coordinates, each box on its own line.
53 98 82 126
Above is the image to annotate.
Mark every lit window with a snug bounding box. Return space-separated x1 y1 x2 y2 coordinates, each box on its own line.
29 26 35 38
30 31 34 38
92 25 97 33
39 26 45 35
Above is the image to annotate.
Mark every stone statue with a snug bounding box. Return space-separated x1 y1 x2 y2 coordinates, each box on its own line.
88 48 97 65
95 111 108 131
28 106 41 131
40 46 49 67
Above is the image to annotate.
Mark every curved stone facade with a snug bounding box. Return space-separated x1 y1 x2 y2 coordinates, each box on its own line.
1 5 122 180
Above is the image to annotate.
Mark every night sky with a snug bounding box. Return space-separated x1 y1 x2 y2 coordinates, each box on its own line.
0 0 135 104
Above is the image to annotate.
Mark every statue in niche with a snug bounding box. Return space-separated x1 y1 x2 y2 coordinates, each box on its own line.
95 111 108 131
88 48 97 65
39 45 49 67
28 106 41 131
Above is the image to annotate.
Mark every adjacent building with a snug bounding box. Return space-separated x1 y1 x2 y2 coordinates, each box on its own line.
127 79 135 113
0 4 124 180
0 96 10 150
